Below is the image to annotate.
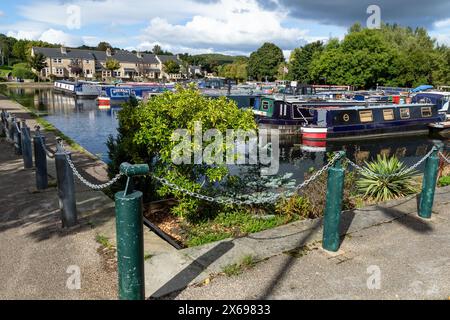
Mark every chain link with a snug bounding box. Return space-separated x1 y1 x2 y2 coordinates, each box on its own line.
36 133 56 159
439 151 450 164
151 152 343 205
346 148 436 178
60 144 123 190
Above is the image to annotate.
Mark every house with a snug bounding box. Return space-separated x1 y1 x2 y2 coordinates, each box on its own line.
187 65 202 78
31 46 184 81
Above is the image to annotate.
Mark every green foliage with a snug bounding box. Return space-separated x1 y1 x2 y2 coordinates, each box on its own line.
107 85 257 221
275 195 312 219
218 59 248 82
105 58 121 72
163 60 181 74
247 42 285 81
12 63 35 79
29 53 47 73
357 155 419 202
222 255 256 277
288 41 323 83
306 23 448 89
438 176 450 187
185 209 299 247
97 42 112 51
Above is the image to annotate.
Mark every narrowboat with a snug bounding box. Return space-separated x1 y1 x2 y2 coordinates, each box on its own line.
254 95 368 133
103 86 167 102
412 91 450 120
54 80 102 98
300 103 444 141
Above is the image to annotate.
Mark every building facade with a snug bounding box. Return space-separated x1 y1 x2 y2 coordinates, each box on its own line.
31 46 185 81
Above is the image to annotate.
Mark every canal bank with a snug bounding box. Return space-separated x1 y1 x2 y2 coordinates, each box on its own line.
0 94 175 299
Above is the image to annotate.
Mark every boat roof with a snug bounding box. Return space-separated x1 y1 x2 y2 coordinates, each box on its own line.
309 103 435 111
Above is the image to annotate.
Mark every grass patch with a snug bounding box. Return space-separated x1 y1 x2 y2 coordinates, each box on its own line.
438 175 450 187
96 234 113 249
222 255 257 277
185 210 300 247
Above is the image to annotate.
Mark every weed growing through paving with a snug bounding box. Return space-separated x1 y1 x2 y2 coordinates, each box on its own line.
95 234 113 249
222 255 256 277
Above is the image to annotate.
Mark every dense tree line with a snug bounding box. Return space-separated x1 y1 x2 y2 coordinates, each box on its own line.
288 23 450 89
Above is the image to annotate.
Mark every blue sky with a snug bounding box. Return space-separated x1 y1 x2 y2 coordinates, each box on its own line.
1 0 450 57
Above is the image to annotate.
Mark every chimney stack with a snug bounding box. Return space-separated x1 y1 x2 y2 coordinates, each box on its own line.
106 48 112 57
61 46 67 55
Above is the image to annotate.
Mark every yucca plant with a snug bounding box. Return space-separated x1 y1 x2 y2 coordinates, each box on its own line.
356 155 419 202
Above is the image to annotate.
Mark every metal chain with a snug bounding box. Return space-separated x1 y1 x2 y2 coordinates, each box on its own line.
346 148 436 178
60 145 123 190
151 152 343 205
36 133 56 159
14 122 22 134
439 151 450 164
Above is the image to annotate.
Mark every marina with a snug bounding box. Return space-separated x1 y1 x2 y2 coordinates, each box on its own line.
1 84 449 180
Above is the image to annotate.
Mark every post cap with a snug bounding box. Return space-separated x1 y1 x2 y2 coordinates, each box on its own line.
120 162 149 177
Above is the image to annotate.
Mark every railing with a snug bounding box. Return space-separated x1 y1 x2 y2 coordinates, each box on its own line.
1 108 448 300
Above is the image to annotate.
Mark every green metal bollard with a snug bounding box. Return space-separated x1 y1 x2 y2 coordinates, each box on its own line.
115 162 149 300
323 151 346 252
418 144 443 219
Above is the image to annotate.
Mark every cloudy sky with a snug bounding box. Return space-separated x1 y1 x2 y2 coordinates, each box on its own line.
1 0 450 57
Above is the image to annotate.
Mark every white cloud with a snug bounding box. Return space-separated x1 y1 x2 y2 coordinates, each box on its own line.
10 0 320 54
0 10 4 16
137 0 309 55
39 29 83 47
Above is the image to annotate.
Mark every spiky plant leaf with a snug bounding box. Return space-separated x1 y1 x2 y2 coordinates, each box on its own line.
356 154 419 202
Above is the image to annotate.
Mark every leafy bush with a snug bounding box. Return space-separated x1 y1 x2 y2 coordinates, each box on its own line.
438 176 450 187
107 85 257 221
356 155 419 202
275 195 312 219
12 63 35 80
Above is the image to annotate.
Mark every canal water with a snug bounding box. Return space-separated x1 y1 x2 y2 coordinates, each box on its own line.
1 85 449 184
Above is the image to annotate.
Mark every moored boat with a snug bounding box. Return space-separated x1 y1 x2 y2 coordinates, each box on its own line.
300 103 444 141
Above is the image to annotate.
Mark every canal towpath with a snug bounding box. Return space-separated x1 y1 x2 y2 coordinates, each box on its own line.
0 94 175 299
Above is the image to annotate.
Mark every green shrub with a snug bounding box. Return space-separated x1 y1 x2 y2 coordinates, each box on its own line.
12 63 35 80
107 85 257 221
357 155 419 202
275 195 312 219
438 176 450 187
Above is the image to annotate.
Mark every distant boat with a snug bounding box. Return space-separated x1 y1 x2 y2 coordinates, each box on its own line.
53 80 102 98
412 91 450 120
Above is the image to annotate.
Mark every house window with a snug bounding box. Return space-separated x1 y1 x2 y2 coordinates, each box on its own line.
400 108 410 119
421 107 432 117
85 70 90 75
383 109 395 121
359 110 373 122
85 60 90 64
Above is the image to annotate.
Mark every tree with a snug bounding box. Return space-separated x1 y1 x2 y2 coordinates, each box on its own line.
97 42 112 51
288 41 323 83
152 44 163 55
105 58 121 78
218 58 248 83
163 60 180 74
247 42 285 81
28 53 47 81
12 63 35 80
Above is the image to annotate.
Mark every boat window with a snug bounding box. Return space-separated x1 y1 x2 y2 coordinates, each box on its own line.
359 110 373 123
400 108 410 119
383 109 395 121
262 101 269 110
421 107 432 117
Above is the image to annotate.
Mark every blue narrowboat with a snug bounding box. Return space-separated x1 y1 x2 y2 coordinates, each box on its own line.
103 86 167 101
300 103 444 141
